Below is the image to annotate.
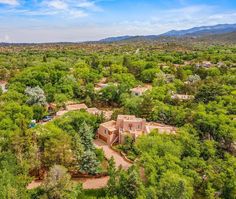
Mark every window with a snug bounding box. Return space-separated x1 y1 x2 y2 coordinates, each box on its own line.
104 129 108 135
129 124 132 130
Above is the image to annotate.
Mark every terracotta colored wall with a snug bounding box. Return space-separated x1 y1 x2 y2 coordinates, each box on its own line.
98 125 118 145
122 120 146 132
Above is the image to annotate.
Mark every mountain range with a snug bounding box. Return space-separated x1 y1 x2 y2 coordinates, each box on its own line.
99 23 236 43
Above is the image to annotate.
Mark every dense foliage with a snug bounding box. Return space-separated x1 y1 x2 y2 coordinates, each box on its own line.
0 42 235 198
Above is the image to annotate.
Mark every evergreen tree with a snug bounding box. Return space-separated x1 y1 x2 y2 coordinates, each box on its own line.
107 157 117 196
72 134 84 169
79 150 100 175
78 122 94 151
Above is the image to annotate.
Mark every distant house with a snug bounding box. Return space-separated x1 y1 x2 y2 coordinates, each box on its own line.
0 81 7 93
103 110 113 120
171 94 194 101
66 103 88 111
130 85 152 96
86 107 113 120
56 110 68 117
56 103 88 117
94 83 109 92
196 61 213 68
97 115 176 146
217 62 225 68
87 107 102 115
184 61 192 65
202 61 212 68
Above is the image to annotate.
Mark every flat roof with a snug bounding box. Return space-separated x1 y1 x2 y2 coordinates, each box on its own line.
66 103 88 111
87 108 102 114
146 122 177 134
100 120 117 132
117 115 136 120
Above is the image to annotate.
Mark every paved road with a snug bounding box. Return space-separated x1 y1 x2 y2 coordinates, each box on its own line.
93 139 132 170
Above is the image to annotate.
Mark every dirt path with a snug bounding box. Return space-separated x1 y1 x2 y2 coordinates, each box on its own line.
27 140 132 191
76 176 109 189
93 139 132 170
27 176 109 190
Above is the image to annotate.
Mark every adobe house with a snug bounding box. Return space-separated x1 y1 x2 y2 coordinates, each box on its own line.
56 103 88 117
117 115 146 144
87 107 102 115
145 122 177 134
94 83 109 92
171 94 194 101
196 61 213 68
97 120 118 145
130 85 152 96
103 110 113 120
86 108 113 120
66 103 88 111
0 81 7 93
97 115 176 146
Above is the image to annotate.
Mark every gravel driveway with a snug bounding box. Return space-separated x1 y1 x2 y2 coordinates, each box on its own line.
93 139 132 170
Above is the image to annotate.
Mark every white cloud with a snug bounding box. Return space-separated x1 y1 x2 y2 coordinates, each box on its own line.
0 2 236 42
0 0 19 6
75 0 102 11
38 0 100 18
46 0 68 10
76 0 95 8
68 9 88 18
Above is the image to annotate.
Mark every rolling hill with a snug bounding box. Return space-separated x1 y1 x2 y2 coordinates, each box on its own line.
99 23 236 43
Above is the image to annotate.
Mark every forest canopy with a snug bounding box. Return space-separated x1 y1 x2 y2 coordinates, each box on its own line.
0 42 235 199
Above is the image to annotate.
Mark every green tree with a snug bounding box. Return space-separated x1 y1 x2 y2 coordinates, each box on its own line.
80 150 100 175
32 104 46 121
0 169 30 199
119 167 144 199
140 94 154 121
42 165 81 199
0 86 3 96
195 83 226 103
0 153 30 199
107 157 117 196
25 86 47 106
78 122 94 151
141 68 161 83
40 125 74 168
99 84 119 105
158 171 194 199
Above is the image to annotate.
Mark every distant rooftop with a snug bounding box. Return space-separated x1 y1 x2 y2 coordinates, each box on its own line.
66 103 88 111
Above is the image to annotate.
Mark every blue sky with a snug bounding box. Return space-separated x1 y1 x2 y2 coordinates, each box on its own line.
0 0 236 42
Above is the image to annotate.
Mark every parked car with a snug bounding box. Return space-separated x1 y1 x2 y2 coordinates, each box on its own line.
42 116 53 122
29 120 37 128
